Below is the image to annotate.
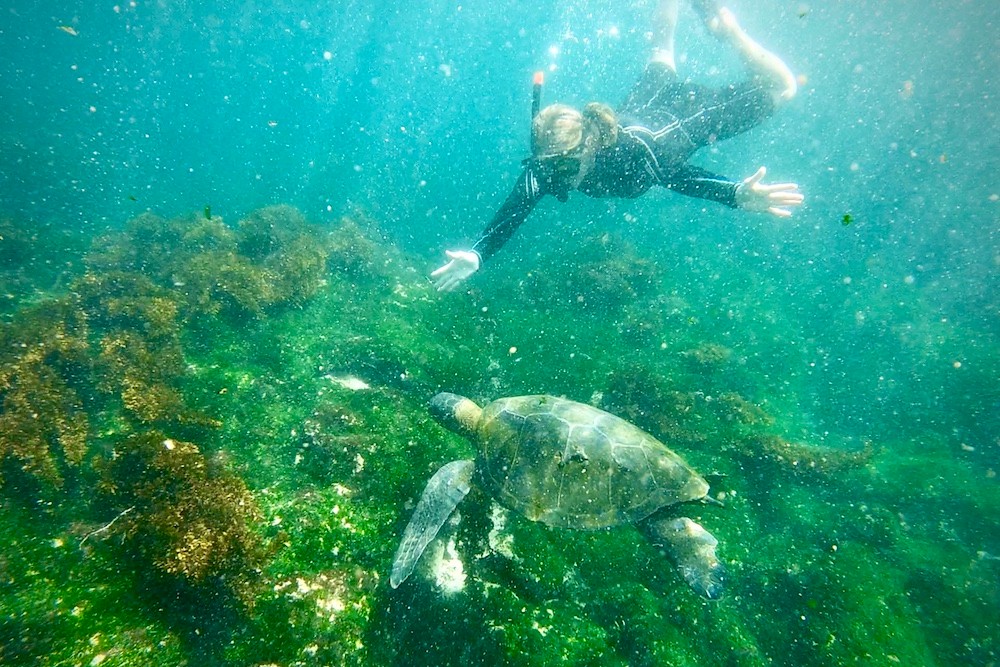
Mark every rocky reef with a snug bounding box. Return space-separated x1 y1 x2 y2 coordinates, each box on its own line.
0 210 996 667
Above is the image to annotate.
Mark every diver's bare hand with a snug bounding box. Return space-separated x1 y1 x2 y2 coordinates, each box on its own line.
735 166 803 218
431 250 480 292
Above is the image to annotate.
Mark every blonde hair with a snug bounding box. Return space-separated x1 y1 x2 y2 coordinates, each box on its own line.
532 102 618 157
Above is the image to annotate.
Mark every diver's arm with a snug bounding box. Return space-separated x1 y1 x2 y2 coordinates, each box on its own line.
660 164 741 207
733 166 803 217
431 168 545 292
431 250 480 292
471 168 545 261
661 164 802 217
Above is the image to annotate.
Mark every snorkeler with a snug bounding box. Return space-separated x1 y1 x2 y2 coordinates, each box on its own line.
432 0 803 292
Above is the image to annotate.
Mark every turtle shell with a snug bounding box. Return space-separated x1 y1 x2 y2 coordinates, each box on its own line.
474 395 709 529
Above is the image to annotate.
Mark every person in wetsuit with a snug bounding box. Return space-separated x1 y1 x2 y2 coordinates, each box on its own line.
432 0 803 292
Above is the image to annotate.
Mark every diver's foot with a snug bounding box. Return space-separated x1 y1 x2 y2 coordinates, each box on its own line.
691 0 722 27
712 8 798 102
651 0 679 72
650 47 677 71
707 7 744 43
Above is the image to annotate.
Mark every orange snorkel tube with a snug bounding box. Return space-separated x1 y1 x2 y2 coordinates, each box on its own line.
530 71 544 153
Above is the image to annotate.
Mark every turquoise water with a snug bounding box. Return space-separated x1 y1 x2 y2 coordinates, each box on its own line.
1 1 997 665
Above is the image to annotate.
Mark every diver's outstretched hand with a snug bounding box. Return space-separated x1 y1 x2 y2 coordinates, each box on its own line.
431 250 480 292
735 166 803 218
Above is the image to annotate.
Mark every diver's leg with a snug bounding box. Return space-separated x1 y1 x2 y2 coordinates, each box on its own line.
702 6 798 104
622 0 682 112
650 0 679 71
690 0 722 26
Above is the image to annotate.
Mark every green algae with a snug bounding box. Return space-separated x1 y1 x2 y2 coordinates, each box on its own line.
0 499 187 666
0 208 997 666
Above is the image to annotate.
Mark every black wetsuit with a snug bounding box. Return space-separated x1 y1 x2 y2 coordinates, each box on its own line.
470 63 775 263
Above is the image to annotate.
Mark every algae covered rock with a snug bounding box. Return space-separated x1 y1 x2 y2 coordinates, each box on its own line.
0 300 91 488
95 431 267 603
87 205 335 320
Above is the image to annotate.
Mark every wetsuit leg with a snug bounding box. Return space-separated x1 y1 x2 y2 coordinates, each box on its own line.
666 80 776 148
619 62 681 116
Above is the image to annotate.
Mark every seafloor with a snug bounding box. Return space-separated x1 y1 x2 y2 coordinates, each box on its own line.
0 205 996 666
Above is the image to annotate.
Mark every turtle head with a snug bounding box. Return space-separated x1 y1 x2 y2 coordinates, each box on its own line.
429 392 483 438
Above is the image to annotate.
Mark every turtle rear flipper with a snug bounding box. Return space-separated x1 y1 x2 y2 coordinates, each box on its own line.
644 516 725 599
390 459 475 588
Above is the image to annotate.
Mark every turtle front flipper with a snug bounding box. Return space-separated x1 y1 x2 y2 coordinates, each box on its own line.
390 459 475 589
644 517 725 599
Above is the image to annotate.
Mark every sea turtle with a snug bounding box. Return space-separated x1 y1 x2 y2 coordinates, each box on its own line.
389 393 726 598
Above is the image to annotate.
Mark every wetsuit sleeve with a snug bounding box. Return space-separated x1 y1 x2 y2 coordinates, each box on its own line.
660 164 740 208
471 168 546 263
